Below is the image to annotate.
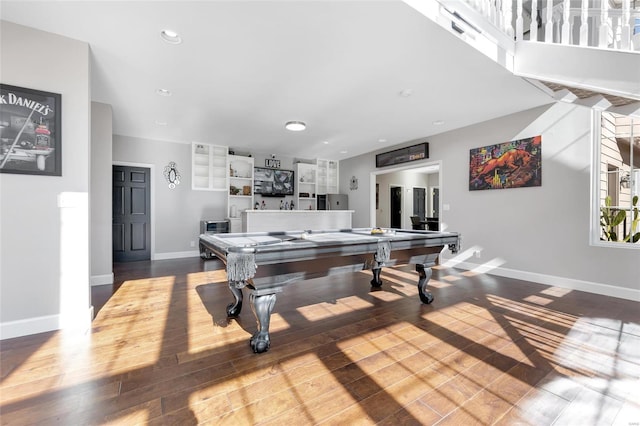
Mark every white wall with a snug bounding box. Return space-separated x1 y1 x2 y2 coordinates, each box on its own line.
111 139 325 257
0 21 91 338
113 135 227 258
341 103 640 300
90 102 113 285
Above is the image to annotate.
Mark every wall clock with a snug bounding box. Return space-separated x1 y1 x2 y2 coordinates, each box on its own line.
350 175 358 190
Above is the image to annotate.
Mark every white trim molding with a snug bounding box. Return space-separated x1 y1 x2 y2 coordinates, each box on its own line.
153 250 200 261
90 273 114 287
0 306 93 340
444 259 640 302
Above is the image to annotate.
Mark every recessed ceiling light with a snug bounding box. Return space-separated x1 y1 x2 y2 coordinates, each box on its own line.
433 120 445 125
154 120 167 126
156 88 172 96
399 89 413 97
285 121 306 131
160 29 182 44
340 150 348 154
378 138 387 143
323 141 329 145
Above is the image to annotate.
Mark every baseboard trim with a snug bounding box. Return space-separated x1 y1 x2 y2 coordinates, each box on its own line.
0 306 93 340
153 250 200 261
90 273 114 287
445 260 640 302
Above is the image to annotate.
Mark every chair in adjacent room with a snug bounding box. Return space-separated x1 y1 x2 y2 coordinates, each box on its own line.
410 216 425 230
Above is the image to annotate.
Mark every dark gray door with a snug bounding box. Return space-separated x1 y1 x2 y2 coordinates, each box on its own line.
113 165 150 262
432 187 440 218
390 186 402 228
413 188 425 217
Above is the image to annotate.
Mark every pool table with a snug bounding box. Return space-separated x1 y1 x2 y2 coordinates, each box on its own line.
199 228 460 353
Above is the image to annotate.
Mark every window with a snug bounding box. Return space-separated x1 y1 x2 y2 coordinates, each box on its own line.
594 111 639 246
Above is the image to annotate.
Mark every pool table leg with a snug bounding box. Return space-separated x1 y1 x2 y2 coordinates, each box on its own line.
371 261 384 288
226 281 244 317
370 262 383 287
416 264 434 304
249 292 277 353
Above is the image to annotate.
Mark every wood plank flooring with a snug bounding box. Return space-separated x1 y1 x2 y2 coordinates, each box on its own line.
1 258 639 425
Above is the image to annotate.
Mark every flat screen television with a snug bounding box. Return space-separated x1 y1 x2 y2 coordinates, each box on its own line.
254 167 294 197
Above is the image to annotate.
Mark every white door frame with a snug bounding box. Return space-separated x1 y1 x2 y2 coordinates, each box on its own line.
370 160 442 228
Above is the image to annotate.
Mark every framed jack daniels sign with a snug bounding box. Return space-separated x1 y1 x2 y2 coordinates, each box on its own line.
0 84 62 176
376 142 428 168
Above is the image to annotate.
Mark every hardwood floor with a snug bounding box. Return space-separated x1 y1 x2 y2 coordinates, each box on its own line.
1 258 639 425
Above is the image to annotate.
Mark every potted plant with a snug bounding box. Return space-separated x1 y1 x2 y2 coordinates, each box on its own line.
601 195 639 243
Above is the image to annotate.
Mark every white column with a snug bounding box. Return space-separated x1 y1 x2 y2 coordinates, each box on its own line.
530 0 539 41
561 0 571 44
620 0 631 50
515 0 524 41
504 0 514 37
579 0 589 46
545 0 554 42
599 0 610 48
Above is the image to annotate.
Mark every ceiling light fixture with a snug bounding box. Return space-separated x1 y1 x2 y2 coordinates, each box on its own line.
323 141 329 145
433 120 445 125
160 29 182 44
154 120 167 126
378 138 387 143
340 150 348 154
156 88 172 97
285 121 306 131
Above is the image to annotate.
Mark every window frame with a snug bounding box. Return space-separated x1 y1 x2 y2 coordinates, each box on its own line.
591 109 639 249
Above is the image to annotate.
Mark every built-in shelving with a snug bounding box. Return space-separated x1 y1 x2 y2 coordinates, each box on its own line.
191 142 228 191
317 158 339 194
228 155 254 231
296 162 317 210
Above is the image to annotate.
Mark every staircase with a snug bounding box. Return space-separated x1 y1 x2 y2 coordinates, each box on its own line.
403 0 640 118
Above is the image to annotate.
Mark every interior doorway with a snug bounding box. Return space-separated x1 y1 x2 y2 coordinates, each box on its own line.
390 186 402 228
371 161 441 229
112 165 151 262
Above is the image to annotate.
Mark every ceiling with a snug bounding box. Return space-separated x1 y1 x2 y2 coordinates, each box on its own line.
0 1 552 161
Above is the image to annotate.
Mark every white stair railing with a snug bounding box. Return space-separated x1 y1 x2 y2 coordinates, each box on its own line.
463 0 640 51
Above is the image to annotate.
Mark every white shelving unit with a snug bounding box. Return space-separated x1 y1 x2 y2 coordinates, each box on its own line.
228 155 254 232
296 162 317 210
317 158 339 194
191 142 228 191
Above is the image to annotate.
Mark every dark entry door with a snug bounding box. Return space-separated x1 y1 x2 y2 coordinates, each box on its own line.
113 165 151 262
413 188 425 217
390 186 402 228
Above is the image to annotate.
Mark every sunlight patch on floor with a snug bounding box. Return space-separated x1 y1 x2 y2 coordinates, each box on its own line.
296 295 374 322
428 279 453 289
368 290 404 302
540 287 574 297
487 294 579 328
333 295 375 310
440 246 481 268
522 294 555 306
513 315 640 425
297 303 339 322
441 274 463 282
267 313 291 333
102 408 151 425
92 276 175 370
